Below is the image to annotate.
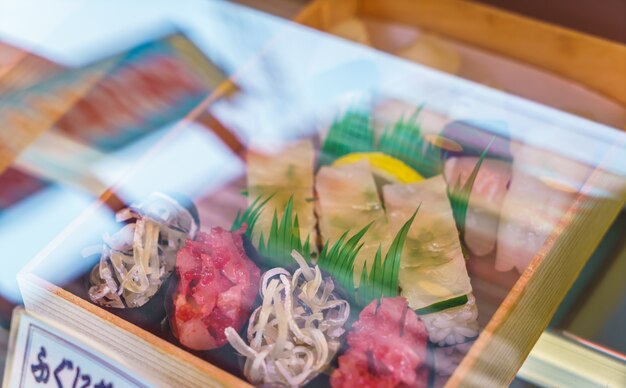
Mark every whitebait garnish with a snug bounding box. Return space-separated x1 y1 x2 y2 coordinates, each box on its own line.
88 192 198 308
225 250 349 387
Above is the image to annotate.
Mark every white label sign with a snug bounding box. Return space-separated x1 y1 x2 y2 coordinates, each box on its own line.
4 309 152 388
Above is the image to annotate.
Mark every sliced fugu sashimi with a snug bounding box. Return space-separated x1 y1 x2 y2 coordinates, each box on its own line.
315 160 391 286
496 145 590 273
444 157 512 256
383 175 472 310
247 139 316 251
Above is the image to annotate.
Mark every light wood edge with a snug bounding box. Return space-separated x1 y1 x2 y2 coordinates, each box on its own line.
18 272 251 387
446 157 626 387
296 0 626 107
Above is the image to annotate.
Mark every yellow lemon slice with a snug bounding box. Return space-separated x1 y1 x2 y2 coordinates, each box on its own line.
333 152 424 184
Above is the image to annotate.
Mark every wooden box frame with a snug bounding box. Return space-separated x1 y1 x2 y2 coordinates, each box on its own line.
17 135 626 388
16 2 626 387
17 107 626 388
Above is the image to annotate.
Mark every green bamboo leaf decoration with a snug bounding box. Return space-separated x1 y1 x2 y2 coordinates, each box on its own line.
236 194 420 306
320 108 375 166
447 139 494 238
268 209 280 258
233 194 312 267
320 103 447 178
384 207 419 296
371 247 384 301
358 265 370 305
377 108 443 178
356 208 418 306
261 196 312 267
415 294 469 315
231 194 274 234
317 223 372 296
258 231 266 253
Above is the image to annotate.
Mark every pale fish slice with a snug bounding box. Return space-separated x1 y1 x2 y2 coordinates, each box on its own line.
496 145 591 273
247 140 316 251
315 160 391 286
383 175 472 310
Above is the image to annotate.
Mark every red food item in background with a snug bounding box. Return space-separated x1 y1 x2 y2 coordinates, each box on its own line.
331 297 429 388
170 227 260 350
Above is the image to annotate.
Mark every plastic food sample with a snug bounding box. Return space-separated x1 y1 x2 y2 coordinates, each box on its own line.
88 192 198 308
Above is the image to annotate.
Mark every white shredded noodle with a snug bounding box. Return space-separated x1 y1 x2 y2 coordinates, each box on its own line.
88 193 197 308
225 250 349 387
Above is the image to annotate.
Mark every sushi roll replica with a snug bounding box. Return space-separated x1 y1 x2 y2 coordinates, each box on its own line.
87 192 199 308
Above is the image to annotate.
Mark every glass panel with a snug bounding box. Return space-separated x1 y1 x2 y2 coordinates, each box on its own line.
2 1 625 386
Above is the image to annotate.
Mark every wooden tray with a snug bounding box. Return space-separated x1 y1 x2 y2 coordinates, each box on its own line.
17 123 626 388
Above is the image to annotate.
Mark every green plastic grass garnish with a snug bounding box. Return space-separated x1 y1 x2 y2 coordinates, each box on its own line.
378 108 443 178
320 108 375 166
320 104 443 178
236 193 420 307
260 196 312 267
232 194 311 267
447 140 493 239
316 208 418 307
231 194 274 233
316 223 372 296
415 294 469 315
355 209 418 306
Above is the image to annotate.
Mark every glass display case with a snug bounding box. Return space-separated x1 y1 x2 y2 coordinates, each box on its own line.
1 1 625 387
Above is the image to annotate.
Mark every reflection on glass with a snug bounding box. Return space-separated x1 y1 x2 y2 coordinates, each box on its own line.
2 1 625 387
0 28 230 315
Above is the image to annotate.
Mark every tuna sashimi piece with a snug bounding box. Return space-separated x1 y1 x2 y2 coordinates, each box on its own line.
383 175 472 310
496 146 590 273
444 157 512 256
331 297 429 388
247 139 316 250
169 228 260 350
315 160 391 286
